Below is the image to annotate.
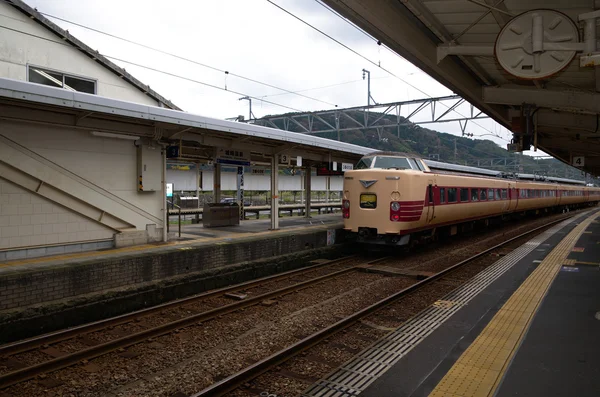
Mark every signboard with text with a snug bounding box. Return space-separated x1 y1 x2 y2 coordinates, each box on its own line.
215 147 251 166
315 163 344 176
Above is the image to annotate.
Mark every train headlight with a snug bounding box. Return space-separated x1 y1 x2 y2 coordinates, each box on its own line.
343 200 350 209
390 201 400 212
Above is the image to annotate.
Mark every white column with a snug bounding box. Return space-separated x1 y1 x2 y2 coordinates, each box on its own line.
214 163 221 203
271 156 279 230
236 166 244 220
161 146 168 242
304 164 311 218
196 163 200 208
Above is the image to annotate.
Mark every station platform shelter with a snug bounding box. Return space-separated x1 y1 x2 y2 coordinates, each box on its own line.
0 77 369 262
303 208 600 397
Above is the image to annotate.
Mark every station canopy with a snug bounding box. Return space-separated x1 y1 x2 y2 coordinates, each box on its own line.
323 0 600 176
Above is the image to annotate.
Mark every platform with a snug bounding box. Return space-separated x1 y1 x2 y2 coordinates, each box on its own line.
303 209 600 397
0 213 344 343
0 213 341 270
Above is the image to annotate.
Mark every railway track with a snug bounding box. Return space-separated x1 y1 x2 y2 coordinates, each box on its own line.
0 210 586 396
191 213 578 397
0 255 370 389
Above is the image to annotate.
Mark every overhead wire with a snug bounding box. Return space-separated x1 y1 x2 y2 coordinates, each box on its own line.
271 0 507 141
0 25 303 112
11 3 339 108
260 76 391 99
3 1 508 142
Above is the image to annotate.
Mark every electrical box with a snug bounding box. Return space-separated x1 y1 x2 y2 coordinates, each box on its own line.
137 144 161 192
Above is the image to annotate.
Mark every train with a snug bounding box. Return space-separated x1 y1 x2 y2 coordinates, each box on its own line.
342 152 600 246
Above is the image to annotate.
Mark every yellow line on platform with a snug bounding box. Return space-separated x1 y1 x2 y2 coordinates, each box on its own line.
428 212 598 397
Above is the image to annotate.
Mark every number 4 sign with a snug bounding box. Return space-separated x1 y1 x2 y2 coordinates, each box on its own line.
573 156 585 167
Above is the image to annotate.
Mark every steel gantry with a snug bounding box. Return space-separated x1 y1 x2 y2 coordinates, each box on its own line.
251 95 488 141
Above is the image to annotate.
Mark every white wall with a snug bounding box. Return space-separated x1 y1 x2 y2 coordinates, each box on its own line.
0 178 113 250
0 120 164 251
2 121 163 221
0 3 159 106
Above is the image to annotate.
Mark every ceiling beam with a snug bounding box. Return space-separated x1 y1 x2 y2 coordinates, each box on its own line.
321 0 509 127
483 87 600 114
401 0 496 85
536 111 600 134
482 0 511 27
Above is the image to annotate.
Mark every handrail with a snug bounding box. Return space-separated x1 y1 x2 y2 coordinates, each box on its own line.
169 202 342 216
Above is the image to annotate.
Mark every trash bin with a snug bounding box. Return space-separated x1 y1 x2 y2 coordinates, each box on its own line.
203 203 240 227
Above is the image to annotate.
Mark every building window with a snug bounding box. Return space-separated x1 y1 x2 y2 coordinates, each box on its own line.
28 65 96 94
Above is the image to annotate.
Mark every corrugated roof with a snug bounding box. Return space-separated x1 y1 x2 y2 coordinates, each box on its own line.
6 0 181 111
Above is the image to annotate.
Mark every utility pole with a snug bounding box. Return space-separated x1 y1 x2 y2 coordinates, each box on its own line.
239 96 255 121
362 69 377 106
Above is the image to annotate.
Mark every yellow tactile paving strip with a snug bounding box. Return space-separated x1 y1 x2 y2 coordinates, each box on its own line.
428 212 598 397
0 222 338 270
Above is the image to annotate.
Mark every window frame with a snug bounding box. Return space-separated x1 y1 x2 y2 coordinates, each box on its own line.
447 188 457 203
27 64 97 95
460 188 469 203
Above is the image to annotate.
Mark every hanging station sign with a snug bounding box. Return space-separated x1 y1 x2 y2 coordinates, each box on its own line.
215 147 251 166
315 162 344 176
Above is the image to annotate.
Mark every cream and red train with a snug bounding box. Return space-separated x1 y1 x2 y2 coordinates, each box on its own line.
342 152 600 246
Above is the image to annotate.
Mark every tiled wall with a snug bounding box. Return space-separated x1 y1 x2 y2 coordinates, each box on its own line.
0 178 113 250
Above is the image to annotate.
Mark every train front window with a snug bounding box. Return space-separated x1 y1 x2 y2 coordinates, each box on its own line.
356 157 373 169
372 156 412 170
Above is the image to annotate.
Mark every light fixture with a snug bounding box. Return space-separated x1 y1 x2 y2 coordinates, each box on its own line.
90 131 140 140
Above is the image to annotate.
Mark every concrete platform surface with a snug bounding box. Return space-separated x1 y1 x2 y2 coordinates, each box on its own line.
0 213 342 272
301 209 599 397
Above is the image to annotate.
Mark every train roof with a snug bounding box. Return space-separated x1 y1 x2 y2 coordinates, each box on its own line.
359 152 587 186
424 160 501 177
425 160 586 185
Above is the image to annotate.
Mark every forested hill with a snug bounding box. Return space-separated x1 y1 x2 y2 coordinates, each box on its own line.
259 109 584 180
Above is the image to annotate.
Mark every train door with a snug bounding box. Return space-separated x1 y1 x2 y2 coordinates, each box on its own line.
508 184 518 212
502 184 510 213
425 179 436 223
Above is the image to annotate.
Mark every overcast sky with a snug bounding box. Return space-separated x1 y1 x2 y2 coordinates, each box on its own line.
22 0 545 158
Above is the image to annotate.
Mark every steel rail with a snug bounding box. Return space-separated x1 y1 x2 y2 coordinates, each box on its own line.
0 258 379 388
0 255 370 376
0 255 360 357
191 214 577 397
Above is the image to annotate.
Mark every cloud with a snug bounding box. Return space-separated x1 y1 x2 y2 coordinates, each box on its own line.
21 0 528 156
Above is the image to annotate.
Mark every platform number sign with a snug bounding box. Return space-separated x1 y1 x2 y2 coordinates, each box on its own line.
573 156 585 167
279 153 290 165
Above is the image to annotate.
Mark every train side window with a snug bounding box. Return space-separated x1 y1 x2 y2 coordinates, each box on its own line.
502 189 508 199
471 188 479 201
460 188 469 202
448 188 457 203
413 159 425 171
440 187 446 204
495 189 501 200
480 189 487 201
407 158 418 170
488 189 494 200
